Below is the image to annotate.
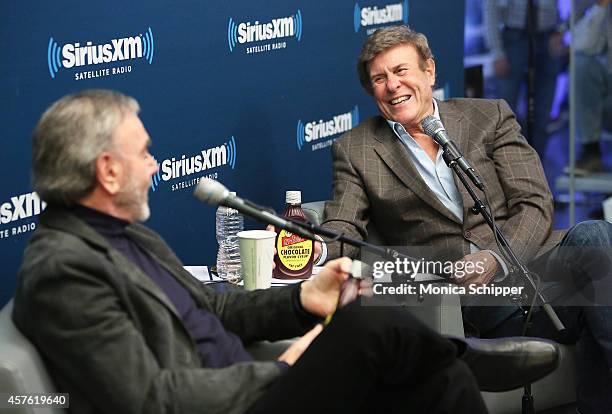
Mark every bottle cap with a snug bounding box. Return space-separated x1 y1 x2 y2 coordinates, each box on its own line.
285 191 301 205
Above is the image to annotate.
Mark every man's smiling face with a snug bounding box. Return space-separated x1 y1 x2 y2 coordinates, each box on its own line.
368 43 436 130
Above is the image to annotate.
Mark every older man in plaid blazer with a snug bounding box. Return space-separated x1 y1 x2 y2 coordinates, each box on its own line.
323 25 612 413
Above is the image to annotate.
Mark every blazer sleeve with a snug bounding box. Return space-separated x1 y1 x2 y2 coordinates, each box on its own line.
480 99 555 263
198 283 312 343
321 137 371 260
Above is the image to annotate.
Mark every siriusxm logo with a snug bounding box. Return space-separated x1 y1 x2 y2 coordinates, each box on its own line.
150 136 237 192
353 1 409 33
297 106 359 151
0 191 46 225
227 10 303 53
47 27 155 79
0 191 45 239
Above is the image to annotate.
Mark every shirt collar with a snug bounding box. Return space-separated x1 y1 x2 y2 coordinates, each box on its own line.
70 203 130 237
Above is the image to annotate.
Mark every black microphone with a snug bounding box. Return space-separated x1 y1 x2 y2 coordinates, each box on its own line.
194 178 316 240
421 115 484 190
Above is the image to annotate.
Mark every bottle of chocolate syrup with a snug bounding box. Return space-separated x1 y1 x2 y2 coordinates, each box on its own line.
273 191 314 279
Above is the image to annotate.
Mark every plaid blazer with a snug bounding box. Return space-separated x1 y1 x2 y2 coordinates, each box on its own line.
323 98 564 264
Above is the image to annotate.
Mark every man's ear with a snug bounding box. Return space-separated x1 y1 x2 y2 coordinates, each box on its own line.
95 152 123 195
426 58 436 87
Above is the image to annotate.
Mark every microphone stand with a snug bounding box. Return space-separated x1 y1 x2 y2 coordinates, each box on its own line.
241 200 445 286
284 216 437 313
240 199 420 265
442 149 564 332
441 148 563 414
286 218 449 303
287 217 419 266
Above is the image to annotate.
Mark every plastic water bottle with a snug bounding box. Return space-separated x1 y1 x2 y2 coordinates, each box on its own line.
215 193 243 282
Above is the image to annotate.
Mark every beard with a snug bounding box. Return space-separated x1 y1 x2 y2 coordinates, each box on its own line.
115 175 151 222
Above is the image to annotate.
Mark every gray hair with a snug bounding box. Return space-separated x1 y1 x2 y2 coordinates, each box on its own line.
357 25 434 95
32 89 140 205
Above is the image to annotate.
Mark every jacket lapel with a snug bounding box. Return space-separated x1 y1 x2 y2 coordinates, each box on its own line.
438 100 467 153
125 225 208 306
372 116 462 224
109 249 181 318
438 100 482 225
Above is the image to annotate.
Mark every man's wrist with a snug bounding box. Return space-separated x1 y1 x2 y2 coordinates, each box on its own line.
485 249 509 282
293 282 323 327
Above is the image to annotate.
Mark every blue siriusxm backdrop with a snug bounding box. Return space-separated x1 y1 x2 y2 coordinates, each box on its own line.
0 0 465 305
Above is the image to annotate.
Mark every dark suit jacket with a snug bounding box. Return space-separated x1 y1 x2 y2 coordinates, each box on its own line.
12 206 307 414
323 98 564 263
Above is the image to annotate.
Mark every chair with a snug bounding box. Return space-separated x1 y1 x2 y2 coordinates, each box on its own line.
302 201 577 414
0 300 66 414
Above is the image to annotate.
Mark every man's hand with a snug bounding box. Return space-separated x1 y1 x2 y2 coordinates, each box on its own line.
300 257 352 317
277 324 323 366
454 251 499 286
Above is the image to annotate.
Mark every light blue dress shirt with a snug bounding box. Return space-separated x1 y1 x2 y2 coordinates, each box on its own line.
386 100 464 221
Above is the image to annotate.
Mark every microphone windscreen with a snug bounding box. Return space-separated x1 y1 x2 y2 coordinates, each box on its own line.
421 115 444 138
194 178 229 205
421 115 446 145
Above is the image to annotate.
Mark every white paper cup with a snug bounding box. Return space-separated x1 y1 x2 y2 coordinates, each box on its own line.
237 230 276 290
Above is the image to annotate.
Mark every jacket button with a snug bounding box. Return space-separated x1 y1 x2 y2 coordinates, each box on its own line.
464 230 472 239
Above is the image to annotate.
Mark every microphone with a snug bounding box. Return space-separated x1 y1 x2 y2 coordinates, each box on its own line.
194 178 316 240
421 115 484 190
